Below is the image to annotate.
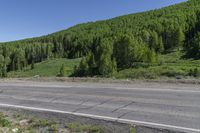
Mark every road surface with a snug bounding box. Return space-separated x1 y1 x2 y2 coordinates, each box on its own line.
0 80 199 133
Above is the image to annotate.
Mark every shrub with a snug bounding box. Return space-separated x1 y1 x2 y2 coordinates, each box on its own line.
189 68 200 77
0 115 10 127
58 64 65 77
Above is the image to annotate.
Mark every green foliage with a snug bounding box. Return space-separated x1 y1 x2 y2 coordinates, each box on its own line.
8 58 81 78
74 38 117 76
189 68 200 77
31 61 35 70
1 0 200 77
175 28 185 47
74 57 89 76
0 114 10 127
114 35 157 69
115 50 200 79
98 50 116 76
67 123 108 133
58 64 65 77
0 112 112 133
129 127 136 133
186 32 200 58
1 65 7 78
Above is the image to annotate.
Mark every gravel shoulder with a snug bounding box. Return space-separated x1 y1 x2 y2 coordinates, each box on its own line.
0 77 199 91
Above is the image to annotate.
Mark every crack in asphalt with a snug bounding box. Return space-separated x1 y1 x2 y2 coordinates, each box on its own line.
50 95 67 103
117 111 133 119
73 98 113 113
111 101 135 113
78 99 91 106
72 99 92 112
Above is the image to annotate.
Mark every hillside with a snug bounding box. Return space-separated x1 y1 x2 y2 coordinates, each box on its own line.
8 58 81 78
0 0 200 78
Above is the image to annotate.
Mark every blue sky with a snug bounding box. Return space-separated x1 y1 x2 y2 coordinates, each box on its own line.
0 0 187 42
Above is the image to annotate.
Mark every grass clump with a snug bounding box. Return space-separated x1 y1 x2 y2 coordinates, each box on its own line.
129 127 136 133
66 123 108 133
0 114 10 127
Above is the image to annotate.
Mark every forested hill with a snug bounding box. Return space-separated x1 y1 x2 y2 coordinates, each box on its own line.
0 0 200 77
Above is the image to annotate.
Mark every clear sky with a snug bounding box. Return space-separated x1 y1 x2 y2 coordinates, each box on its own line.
0 0 187 42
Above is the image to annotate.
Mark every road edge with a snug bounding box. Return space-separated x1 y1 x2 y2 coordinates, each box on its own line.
0 103 194 133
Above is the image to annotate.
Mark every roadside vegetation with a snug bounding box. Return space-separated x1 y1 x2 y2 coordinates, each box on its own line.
7 50 200 80
115 50 200 79
8 58 81 78
0 112 135 133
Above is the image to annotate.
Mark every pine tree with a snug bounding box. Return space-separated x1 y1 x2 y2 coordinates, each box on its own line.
175 28 185 48
187 32 200 58
78 57 89 76
98 39 116 76
0 55 4 77
158 36 164 53
114 35 133 68
150 31 159 51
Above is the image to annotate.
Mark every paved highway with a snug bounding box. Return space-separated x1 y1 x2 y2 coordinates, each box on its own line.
0 80 199 133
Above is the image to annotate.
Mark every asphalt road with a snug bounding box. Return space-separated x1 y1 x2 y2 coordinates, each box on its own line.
0 80 199 133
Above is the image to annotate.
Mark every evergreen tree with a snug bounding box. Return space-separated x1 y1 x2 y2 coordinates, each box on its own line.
187 32 200 58
158 36 164 53
150 31 159 51
175 28 185 48
98 47 115 76
0 55 4 77
114 35 133 68
77 57 89 76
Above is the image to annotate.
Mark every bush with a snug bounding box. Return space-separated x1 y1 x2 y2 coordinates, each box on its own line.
31 61 35 70
0 115 10 127
58 64 65 77
189 68 200 77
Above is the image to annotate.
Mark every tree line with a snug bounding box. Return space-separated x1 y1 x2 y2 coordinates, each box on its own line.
0 0 200 77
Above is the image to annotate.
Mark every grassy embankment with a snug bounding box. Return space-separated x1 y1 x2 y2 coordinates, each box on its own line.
8 58 81 78
115 50 200 79
0 112 135 133
7 50 200 80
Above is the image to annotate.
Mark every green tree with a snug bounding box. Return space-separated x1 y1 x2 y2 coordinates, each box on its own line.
0 55 4 77
175 28 185 48
114 35 134 68
150 31 159 50
187 32 200 58
98 47 116 76
158 36 164 53
77 57 89 76
97 39 116 76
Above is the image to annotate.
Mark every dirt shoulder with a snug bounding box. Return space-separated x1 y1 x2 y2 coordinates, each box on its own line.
2 77 200 85
0 77 200 90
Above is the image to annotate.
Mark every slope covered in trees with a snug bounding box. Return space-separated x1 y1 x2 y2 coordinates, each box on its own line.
0 0 200 77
